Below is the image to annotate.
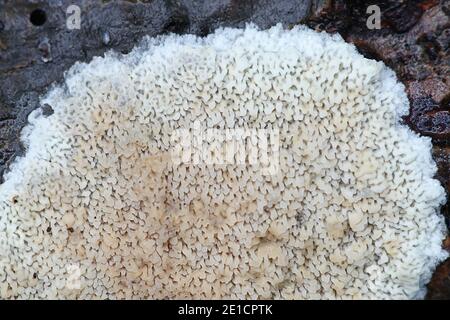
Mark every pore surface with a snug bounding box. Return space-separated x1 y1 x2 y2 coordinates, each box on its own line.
0 25 447 299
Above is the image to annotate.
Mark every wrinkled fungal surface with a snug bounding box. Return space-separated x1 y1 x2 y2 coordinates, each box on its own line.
0 25 447 299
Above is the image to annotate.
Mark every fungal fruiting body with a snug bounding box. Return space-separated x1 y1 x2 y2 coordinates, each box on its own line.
0 25 447 299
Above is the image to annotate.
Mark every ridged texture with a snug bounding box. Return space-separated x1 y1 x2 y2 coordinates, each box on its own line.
0 25 446 299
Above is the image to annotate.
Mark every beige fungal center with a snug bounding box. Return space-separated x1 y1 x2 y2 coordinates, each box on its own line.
0 25 447 299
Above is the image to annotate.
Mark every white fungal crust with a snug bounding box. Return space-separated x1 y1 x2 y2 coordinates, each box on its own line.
0 25 447 299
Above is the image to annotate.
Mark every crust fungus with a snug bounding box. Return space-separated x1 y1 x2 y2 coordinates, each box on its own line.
0 25 447 299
